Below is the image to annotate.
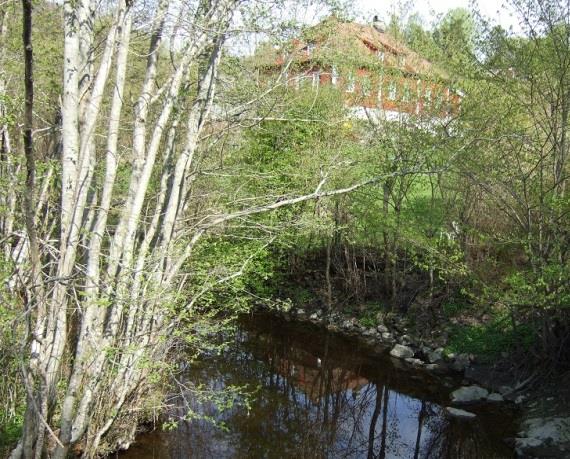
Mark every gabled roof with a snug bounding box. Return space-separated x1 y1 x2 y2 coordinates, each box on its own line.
257 16 446 80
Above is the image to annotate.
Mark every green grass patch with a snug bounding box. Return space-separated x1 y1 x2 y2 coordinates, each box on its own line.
357 302 386 328
446 314 535 362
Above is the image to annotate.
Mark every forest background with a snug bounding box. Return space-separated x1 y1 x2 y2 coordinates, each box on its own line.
0 0 568 456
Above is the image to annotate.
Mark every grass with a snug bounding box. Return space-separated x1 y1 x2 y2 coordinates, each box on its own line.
446 313 535 362
357 302 386 328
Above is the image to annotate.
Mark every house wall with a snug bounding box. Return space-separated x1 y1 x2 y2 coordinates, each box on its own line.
280 66 459 118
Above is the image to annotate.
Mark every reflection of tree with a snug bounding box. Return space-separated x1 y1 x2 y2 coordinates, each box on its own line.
367 383 383 459
379 385 390 459
413 401 427 459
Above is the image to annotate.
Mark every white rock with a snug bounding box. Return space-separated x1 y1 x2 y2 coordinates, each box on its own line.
390 344 414 359
451 385 489 403
446 407 477 420
377 324 389 333
516 417 570 455
487 393 504 402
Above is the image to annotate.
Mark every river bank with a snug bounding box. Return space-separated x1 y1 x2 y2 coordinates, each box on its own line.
254 303 570 458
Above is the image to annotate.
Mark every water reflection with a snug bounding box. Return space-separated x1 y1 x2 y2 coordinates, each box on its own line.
117 314 516 459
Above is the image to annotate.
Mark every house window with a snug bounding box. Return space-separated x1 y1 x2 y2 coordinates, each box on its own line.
402 83 411 102
435 92 444 109
361 76 371 96
331 66 339 86
387 81 397 100
306 43 316 56
346 74 355 93
424 87 432 106
312 71 320 88
416 79 422 113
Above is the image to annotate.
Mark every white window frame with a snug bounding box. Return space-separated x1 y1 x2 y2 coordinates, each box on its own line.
424 87 432 106
361 76 371 96
388 82 397 101
331 66 339 86
402 83 411 102
312 71 320 88
346 74 355 93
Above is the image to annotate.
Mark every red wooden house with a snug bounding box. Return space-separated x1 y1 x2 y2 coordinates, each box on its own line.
258 16 461 120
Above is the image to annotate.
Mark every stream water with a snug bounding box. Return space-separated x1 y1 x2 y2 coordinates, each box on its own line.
116 313 518 458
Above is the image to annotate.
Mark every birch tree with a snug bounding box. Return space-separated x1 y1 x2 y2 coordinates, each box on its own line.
10 0 243 456
10 0 369 456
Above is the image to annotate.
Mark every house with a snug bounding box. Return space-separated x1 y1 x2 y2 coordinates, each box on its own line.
257 16 461 121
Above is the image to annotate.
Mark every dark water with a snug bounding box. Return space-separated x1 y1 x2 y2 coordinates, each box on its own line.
117 314 518 458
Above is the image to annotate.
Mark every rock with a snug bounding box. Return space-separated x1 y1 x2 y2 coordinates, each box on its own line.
341 320 354 330
297 308 306 317
377 324 389 333
451 385 489 403
427 348 444 363
381 332 395 343
425 363 449 374
363 328 377 337
515 417 570 458
446 407 477 420
390 344 414 359
309 313 319 320
400 334 412 345
405 357 424 368
487 393 504 402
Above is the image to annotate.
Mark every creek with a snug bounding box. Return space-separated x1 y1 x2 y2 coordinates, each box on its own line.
116 313 518 458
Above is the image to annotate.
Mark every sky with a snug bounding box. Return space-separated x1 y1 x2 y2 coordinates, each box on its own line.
232 0 523 56
354 0 522 32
